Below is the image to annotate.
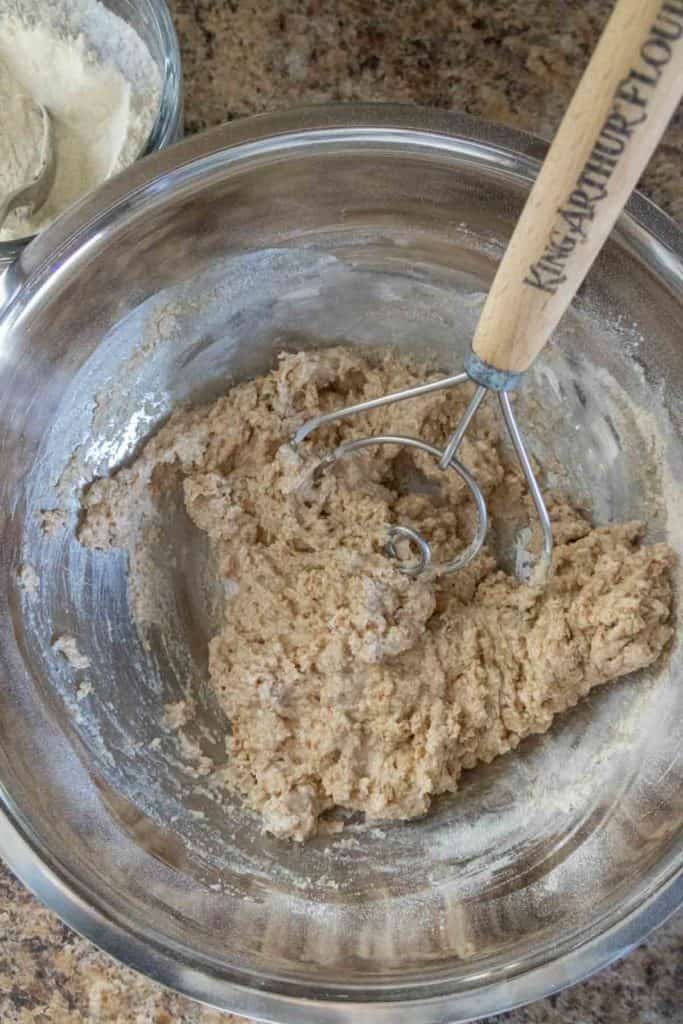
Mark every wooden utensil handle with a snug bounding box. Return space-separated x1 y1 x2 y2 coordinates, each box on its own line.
469 0 683 384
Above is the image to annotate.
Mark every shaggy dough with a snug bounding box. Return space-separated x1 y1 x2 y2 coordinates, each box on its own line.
80 347 674 840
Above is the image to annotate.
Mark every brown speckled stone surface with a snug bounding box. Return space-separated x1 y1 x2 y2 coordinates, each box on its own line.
2 1 682 1021
172 0 682 223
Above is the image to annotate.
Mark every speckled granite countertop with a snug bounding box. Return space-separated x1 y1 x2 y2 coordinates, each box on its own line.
174 0 682 224
2 1 682 1021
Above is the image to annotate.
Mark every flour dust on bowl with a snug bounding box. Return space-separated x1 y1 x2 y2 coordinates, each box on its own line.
0 108 681 1023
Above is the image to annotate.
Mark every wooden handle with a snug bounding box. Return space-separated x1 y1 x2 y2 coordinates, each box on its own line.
471 0 683 378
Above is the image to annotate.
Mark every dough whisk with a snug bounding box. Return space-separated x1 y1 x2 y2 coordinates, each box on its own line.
294 0 683 577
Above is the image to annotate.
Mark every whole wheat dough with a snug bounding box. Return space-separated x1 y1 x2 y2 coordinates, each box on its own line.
79 347 674 840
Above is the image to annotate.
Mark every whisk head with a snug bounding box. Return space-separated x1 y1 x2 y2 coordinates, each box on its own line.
292 369 553 578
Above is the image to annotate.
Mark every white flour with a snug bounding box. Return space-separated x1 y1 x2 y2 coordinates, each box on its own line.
0 60 46 208
0 0 161 242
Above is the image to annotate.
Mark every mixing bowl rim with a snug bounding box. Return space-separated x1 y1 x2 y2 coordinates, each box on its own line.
3 103 681 320
0 103 681 1022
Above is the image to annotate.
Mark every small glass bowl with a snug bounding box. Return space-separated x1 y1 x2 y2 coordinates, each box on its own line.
0 0 183 266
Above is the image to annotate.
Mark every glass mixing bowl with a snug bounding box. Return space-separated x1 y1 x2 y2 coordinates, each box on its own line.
0 0 183 268
0 106 681 1023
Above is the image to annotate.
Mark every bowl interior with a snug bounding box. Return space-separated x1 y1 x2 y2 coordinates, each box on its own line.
0 120 681 1018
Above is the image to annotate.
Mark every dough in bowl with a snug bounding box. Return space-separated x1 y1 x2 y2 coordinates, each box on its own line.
79 347 674 840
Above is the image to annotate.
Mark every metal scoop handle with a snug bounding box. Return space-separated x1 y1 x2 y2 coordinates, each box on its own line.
468 0 683 388
0 104 54 231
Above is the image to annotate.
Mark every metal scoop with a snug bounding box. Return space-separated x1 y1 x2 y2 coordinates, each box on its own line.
0 94 55 232
294 0 683 578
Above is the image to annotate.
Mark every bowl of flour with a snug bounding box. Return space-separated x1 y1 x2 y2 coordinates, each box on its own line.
0 0 181 257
